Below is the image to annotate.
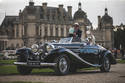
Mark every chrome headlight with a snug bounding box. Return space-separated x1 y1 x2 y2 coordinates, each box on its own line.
46 44 55 52
31 44 39 53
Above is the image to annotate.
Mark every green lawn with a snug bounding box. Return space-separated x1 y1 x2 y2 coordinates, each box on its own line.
80 67 98 71
0 65 54 75
0 60 16 65
0 65 97 75
117 59 125 64
0 65 18 75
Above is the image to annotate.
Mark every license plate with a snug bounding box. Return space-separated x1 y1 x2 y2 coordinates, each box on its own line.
27 61 40 66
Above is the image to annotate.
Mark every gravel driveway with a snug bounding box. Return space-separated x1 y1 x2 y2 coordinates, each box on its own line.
0 64 125 83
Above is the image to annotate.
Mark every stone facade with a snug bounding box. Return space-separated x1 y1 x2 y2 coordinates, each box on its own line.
0 1 113 50
92 8 114 49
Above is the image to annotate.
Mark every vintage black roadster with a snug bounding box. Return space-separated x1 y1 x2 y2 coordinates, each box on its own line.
14 37 116 75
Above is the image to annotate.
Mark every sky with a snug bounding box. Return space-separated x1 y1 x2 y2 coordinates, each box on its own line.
0 0 125 28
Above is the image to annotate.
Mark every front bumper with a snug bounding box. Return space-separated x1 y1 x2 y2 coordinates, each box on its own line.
14 62 57 67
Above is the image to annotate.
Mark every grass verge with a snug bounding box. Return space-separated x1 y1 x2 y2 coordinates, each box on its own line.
0 60 16 65
117 59 125 64
0 65 54 75
0 65 98 75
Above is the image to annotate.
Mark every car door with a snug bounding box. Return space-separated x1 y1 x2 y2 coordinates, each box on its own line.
80 46 99 64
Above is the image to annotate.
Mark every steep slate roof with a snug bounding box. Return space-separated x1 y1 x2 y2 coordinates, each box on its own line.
0 16 19 28
73 2 91 26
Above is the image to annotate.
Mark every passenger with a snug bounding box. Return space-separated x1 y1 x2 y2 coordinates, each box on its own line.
73 23 82 39
68 26 74 37
86 31 95 45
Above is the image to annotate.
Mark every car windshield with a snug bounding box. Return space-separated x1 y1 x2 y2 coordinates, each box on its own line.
59 37 73 43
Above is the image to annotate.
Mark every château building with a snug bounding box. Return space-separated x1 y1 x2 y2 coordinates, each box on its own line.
93 8 114 48
0 1 114 50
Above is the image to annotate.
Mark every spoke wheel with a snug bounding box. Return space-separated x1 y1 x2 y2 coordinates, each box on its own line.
54 55 70 75
17 65 32 75
17 55 32 75
100 56 111 72
59 57 68 73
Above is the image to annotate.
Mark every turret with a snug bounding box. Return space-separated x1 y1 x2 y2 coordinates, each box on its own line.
29 0 34 6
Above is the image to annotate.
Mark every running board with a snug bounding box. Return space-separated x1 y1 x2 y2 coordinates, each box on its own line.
14 62 57 67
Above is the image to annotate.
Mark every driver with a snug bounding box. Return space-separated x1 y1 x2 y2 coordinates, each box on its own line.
73 23 82 39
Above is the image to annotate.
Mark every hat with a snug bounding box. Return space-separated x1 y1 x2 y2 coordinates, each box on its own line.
74 23 79 26
86 31 91 34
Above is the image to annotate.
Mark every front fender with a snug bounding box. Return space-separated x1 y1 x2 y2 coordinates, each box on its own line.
44 48 78 63
16 48 31 56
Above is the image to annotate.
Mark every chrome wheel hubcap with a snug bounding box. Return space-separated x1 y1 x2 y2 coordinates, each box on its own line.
104 58 110 70
59 57 68 73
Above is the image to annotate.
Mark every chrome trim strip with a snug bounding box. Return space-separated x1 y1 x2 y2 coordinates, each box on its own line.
40 63 56 66
14 62 27 66
14 62 57 67
65 49 101 67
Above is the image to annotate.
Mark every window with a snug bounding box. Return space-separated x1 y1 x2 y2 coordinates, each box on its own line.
66 27 69 36
35 24 38 35
44 25 48 36
56 26 58 37
50 25 53 36
16 44 19 48
24 24 27 36
40 29 42 36
16 25 19 37
40 14 44 19
12 29 14 37
61 26 64 37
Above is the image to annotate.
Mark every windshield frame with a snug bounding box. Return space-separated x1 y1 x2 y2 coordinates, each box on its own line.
59 37 73 44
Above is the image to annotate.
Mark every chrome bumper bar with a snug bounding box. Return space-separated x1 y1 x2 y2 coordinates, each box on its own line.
14 62 57 67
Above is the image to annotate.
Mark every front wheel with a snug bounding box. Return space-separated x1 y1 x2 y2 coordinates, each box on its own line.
17 65 32 75
54 55 70 75
100 56 111 72
17 55 32 75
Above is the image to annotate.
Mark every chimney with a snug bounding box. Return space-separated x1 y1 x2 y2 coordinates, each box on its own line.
19 9 22 17
67 6 72 18
42 2 47 9
59 4 63 13
98 16 101 29
58 4 64 21
42 3 47 19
